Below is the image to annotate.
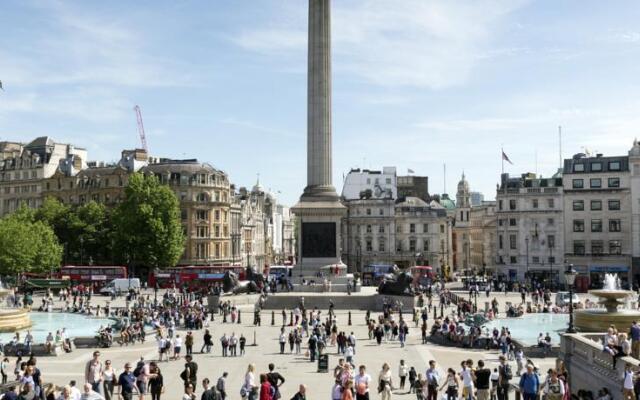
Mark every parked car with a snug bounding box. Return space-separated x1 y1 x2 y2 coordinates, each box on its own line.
555 291 580 307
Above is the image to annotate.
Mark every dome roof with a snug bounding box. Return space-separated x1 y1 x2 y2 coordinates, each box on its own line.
457 172 469 192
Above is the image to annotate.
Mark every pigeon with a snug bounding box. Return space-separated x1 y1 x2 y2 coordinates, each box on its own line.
0 80 3 90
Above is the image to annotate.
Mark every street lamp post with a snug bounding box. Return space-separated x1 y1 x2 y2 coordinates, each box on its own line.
565 263 578 333
525 237 529 284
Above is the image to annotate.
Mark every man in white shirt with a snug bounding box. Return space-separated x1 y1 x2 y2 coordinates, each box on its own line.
348 332 357 354
354 365 372 400
460 361 475 400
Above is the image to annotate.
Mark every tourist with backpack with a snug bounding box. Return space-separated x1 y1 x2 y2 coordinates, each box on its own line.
266 364 285 399
216 373 228 400
497 355 513 400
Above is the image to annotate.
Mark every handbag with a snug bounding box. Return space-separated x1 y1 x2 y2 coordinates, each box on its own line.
240 386 248 398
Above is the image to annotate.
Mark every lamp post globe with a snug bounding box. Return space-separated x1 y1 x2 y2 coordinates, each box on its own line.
564 263 578 333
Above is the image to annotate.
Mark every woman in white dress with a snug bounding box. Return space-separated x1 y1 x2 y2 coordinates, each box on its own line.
378 363 393 400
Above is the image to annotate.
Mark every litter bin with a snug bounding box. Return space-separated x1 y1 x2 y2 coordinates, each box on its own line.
317 353 329 373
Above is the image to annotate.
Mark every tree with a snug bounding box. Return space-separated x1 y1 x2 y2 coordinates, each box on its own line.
113 173 185 269
0 208 63 275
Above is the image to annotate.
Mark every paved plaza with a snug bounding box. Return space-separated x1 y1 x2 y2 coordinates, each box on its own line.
20 289 565 400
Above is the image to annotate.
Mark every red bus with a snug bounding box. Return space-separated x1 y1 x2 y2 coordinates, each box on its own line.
60 265 127 287
148 265 246 289
411 265 434 287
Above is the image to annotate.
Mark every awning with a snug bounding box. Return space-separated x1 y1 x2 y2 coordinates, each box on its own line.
23 279 71 289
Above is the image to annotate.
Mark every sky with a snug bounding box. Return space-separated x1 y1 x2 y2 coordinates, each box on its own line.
1 1 640 206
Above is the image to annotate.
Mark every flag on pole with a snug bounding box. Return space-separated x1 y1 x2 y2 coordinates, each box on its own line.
407 168 415 174
502 150 513 165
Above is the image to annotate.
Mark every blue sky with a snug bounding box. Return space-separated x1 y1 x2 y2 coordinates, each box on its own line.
1 1 639 206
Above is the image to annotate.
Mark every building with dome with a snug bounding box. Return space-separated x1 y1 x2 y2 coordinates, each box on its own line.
452 173 497 278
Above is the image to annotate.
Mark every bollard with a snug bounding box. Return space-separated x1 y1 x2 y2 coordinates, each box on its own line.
271 310 275 326
253 330 257 346
237 310 241 324
290 311 294 326
348 311 352 326
433 306 437 320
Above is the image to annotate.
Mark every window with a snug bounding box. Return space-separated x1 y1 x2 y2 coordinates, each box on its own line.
608 177 620 188
356 225 361 234
366 178 371 184
591 219 602 232
410 223 415 233
609 219 621 232
532 256 540 264
548 218 554 226
549 256 556 264
396 241 402 251
609 240 621 255
409 239 416 252
214 210 220 221
573 163 585 172
378 240 385 252
591 162 602 172
423 224 428 233
423 240 429 252
366 240 372 252
366 225 372 233
499 235 503 250
510 256 517 264
509 218 516 226
590 178 602 188
440 225 445 234
499 200 503 210
509 200 516 210
366 208 371 216
609 161 621 171
591 200 602 211
498 219 504 226
572 179 584 189
532 199 538 209
592 241 604 255
196 210 208 220
214 225 220 237
196 226 209 238
573 220 585 232
386 178 391 184
574 241 585 255
510 235 517 250
379 208 384 216
608 200 621 210
548 235 555 248
547 198 554 208
396 225 402 233
573 200 584 211
378 225 385 233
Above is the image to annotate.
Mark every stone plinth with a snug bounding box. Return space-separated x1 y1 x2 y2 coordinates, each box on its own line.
0 308 32 332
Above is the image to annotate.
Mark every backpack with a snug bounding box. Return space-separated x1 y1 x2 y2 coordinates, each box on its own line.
133 362 144 378
216 378 224 392
503 364 513 381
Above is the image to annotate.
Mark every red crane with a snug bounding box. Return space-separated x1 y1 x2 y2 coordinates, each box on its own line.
133 105 148 153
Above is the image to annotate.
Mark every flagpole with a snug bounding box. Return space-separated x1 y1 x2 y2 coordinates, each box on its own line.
501 146 504 175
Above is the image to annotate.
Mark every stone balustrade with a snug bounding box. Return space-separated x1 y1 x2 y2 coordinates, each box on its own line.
560 332 640 400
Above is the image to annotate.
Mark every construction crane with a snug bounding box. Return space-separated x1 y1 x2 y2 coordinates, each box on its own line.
133 105 148 153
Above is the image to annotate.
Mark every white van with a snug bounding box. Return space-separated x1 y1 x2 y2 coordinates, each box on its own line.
99 278 141 295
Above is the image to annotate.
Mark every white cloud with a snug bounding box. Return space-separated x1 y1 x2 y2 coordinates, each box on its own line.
232 0 530 89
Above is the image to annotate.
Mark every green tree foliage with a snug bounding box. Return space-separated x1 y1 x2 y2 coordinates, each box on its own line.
35 198 114 265
0 207 63 275
113 173 185 269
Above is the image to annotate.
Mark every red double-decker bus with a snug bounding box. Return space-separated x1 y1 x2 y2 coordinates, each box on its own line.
60 265 127 287
148 265 246 289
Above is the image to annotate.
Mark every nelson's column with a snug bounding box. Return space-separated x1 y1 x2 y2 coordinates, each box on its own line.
292 0 346 278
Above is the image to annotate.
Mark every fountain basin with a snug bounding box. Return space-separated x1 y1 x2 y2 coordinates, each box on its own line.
0 288 31 333
574 289 640 332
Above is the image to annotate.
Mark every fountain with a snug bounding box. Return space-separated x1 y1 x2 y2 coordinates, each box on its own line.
0 281 31 332
575 273 640 332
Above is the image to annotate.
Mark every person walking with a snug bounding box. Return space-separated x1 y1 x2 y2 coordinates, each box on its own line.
242 364 258 400
623 364 635 400
630 321 640 359
85 351 104 394
220 334 228 357
116 363 139 400
497 356 512 400
216 373 228 400
200 330 212 354
185 332 194 356
147 364 163 400
398 361 408 391
239 334 247 356
518 365 539 400
279 329 286 354
355 365 371 400
439 369 459 400
425 361 439 400
200 379 217 400
102 361 116 400
474 360 491 400
266 364 285 400
378 363 393 400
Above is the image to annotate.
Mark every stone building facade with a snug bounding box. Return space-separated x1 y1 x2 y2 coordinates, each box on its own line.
563 153 631 288
0 137 87 216
495 172 565 283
